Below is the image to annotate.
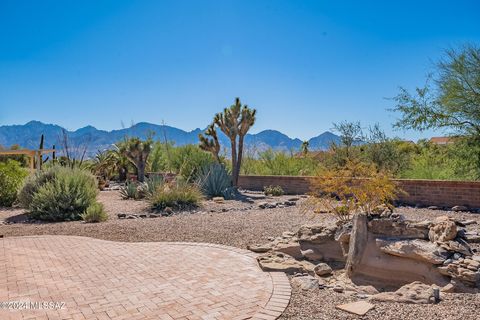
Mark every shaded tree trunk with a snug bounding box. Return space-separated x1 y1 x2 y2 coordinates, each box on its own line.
137 161 146 182
235 134 246 186
230 138 238 186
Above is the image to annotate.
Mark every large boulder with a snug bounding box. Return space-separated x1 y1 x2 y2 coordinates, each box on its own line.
370 281 440 304
368 218 430 239
297 223 346 262
256 252 315 275
429 217 457 243
346 215 451 289
377 239 449 265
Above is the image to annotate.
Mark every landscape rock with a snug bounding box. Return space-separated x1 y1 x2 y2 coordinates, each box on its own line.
332 285 344 293
452 205 469 212
370 281 440 304
439 239 472 256
377 239 449 265
336 301 375 316
212 197 224 203
297 223 346 262
368 218 429 239
437 259 480 287
464 231 480 243
455 219 477 227
291 275 319 290
247 244 272 253
429 217 457 242
256 252 315 275
314 263 333 276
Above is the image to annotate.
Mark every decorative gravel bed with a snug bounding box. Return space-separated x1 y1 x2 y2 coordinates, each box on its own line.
1 190 479 319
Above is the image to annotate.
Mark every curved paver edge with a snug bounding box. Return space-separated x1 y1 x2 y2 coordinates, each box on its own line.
1 235 291 320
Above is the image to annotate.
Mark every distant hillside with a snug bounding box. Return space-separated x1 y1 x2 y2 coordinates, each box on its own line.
0 121 341 157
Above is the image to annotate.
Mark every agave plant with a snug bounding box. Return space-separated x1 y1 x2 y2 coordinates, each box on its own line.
196 163 235 199
139 175 164 198
120 180 141 200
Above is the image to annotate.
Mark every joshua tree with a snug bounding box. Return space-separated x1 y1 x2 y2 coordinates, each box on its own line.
199 123 221 163
301 140 310 156
118 137 152 182
199 98 256 186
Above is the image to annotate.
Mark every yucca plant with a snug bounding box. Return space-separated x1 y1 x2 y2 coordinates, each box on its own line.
196 163 235 199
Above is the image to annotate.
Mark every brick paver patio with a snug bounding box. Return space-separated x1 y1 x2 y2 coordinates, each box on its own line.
0 236 290 320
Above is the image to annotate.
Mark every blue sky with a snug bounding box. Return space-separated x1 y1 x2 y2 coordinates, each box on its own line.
1 0 479 140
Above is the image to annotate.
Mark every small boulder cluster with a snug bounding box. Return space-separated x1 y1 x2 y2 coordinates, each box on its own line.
258 197 299 209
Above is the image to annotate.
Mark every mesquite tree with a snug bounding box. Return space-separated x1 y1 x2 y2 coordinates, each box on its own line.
119 137 152 182
391 44 480 177
199 98 256 186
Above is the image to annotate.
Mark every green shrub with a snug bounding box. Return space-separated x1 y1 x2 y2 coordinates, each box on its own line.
120 180 141 200
264 185 285 196
241 149 320 176
0 160 29 207
18 166 59 208
140 175 164 198
19 166 98 221
149 181 202 211
196 163 234 199
81 202 108 223
150 143 216 182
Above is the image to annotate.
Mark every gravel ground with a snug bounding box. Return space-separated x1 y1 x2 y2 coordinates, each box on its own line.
1 190 479 319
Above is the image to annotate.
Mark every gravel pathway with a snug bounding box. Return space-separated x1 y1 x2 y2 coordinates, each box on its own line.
1 190 479 319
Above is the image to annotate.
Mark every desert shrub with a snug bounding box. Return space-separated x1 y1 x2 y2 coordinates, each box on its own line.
18 166 58 207
81 202 107 223
264 185 284 196
149 181 202 211
19 166 98 221
196 163 234 199
149 143 216 182
241 149 320 176
140 175 164 198
0 160 29 207
120 180 142 200
306 161 398 222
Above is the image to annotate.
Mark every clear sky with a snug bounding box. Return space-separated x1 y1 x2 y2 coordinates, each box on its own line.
1 0 479 140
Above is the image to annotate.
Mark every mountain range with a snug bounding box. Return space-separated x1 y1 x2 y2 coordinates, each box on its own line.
0 121 341 157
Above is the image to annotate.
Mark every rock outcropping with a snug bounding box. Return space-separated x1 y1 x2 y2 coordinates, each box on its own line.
251 213 480 293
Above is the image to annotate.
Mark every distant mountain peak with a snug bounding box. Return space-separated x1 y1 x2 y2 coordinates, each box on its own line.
0 121 340 156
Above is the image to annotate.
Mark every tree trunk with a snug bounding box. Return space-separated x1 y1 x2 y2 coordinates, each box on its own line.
118 167 127 182
236 134 245 187
137 161 146 182
230 137 238 186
